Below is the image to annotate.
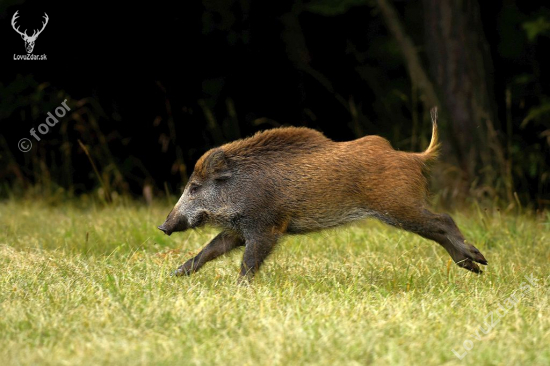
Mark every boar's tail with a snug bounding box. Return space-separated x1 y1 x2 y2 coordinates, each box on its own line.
420 107 441 163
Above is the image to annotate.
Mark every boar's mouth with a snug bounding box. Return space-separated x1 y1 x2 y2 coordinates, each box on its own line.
158 211 208 236
188 211 207 229
157 217 189 236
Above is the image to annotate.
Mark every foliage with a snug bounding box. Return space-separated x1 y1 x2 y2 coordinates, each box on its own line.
2 1 549 209
305 0 370 16
523 16 550 42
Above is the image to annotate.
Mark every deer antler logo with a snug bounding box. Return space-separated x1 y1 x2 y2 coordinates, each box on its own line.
11 11 49 54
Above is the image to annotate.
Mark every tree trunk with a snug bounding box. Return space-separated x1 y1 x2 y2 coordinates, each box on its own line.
422 0 505 193
375 0 440 111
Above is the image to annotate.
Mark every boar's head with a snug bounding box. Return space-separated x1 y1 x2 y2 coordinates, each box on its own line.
158 149 235 236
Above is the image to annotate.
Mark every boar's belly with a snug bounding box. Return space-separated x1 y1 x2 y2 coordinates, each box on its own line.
286 207 375 234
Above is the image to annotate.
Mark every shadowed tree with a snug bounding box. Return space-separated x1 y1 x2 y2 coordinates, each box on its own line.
422 0 508 197
377 0 509 200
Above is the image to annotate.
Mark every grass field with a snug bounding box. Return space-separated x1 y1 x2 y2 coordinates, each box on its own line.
0 199 548 365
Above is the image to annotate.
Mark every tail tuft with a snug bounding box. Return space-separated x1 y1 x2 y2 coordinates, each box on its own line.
423 107 440 161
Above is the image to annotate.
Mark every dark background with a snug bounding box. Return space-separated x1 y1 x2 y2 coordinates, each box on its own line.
1 0 549 209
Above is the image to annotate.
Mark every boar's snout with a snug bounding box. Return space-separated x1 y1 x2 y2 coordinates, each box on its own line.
157 224 173 236
158 210 189 236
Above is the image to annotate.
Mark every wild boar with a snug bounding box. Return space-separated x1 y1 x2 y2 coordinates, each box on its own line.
158 109 487 281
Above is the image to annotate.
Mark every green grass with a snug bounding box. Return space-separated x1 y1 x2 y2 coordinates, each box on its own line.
0 199 548 366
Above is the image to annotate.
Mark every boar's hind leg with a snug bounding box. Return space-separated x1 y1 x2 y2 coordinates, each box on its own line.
174 231 244 276
388 209 488 273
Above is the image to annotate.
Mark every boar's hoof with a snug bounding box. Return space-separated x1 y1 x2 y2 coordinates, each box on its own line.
236 275 252 287
173 264 194 277
456 258 482 274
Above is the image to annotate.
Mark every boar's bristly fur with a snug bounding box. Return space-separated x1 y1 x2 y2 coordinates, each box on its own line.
159 111 487 282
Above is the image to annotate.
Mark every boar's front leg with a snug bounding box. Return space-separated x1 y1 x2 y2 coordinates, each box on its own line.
174 231 244 276
239 231 281 283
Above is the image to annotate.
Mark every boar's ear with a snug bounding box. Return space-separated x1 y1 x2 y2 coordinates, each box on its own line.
205 149 232 180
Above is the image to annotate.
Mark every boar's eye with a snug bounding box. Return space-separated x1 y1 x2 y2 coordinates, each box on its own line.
214 172 231 182
189 183 200 195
